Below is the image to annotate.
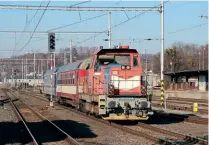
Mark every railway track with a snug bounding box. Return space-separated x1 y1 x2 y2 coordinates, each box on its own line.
152 99 208 108
8 92 80 145
17 90 209 145
22 90 208 125
156 97 208 104
152 103 208 115
154 111 208 125
135 122 208 145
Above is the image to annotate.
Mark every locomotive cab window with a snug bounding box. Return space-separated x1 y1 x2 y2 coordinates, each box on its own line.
133 56 139 67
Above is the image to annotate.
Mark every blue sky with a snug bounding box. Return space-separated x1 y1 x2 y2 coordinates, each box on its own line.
0 1 208 57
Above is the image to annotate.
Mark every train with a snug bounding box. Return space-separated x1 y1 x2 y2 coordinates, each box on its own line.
43 45 153 120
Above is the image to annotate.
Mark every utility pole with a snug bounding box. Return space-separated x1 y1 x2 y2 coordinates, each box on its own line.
33 52 36 91
38 65 39 89
24 60 26 88
70 39 72 63
22 58 23 89
64 51 67 65
160 0 165 110
145 49 148 96
12 66 14 86
54 52 56 68
26 54 28 89
199 50 201 70
108 12 111 48
202 47 205 70
47 54 49 69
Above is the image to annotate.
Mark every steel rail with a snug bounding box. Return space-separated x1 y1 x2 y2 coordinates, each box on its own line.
8 91 80 145
137 122 208 145
18 90 209 125
9 98 39 145
152 103 208 115
22 100 80 145
19 90 177 145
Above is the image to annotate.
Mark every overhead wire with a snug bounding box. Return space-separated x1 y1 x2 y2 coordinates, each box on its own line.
15 0 93 55
75 1 169 47
15 0 45 48
47 13 107 32
67 0 92 7
28 0 45 24
16 0 51 55
168 23 208 35
47 0 123 32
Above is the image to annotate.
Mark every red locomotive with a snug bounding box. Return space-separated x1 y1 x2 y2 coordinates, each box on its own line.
44 45 153 120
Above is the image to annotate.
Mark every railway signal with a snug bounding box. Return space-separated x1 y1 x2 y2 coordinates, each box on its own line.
48 33 55 107
48 33 55 52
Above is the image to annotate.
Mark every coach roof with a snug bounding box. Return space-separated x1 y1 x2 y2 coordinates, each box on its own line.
57 60 83 73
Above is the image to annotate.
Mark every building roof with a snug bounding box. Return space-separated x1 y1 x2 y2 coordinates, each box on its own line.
164 69 208 76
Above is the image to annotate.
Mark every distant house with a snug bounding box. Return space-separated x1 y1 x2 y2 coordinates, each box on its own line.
164 70 208 91
7 74 43 87
142 70 161 87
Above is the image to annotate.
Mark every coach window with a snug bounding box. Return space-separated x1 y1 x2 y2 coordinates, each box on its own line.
133 56 139 67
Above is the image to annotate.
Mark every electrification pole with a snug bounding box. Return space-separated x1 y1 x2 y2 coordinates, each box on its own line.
108 12 111 48
145 49 148 91
203 47 205 70
160 0 165 110
199 51 201 70
54 52 56 68
11 66 13 86
22 59 23 89
26 55 28 89
34 52 36 91
64 52 67 65
70 39 72 63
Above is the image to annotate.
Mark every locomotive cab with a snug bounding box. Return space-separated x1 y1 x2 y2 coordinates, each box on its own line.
87 46 153 120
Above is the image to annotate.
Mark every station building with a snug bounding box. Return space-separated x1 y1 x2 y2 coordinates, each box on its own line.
164 70 208 91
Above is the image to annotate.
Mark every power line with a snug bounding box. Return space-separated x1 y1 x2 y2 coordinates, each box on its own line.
47 0 123 32
0 5 161 12
68 0 92 7
16 0 45 48
28 0 45 24
168 22 208 34
47 13 107 32
16 0 51 55
14 1 92 54
75 1 169 46
0 30 105 34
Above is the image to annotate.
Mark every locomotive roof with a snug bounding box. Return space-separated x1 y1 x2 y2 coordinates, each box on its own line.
97 48 138 55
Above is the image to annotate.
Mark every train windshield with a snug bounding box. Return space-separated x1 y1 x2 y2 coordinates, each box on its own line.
98 54 130 65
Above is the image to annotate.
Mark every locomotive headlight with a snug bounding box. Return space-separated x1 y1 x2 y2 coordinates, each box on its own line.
121 65 126 70
126 65 131 70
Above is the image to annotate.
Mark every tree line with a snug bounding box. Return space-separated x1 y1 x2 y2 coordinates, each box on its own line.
0 42 208 80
